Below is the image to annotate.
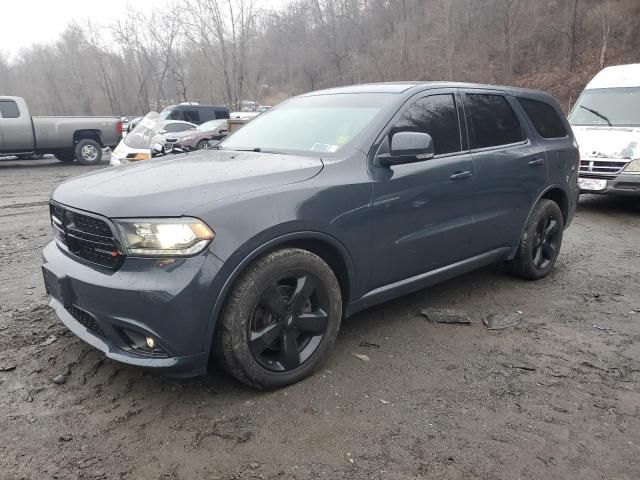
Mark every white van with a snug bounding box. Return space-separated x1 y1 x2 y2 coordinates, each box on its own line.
569 63 640 196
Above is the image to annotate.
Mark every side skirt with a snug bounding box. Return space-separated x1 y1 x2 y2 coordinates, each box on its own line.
345 246 515 317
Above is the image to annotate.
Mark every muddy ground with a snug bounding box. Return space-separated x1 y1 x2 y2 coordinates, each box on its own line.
0 156 639 480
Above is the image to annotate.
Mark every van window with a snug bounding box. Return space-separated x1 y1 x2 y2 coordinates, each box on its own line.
199 108 215 122
0 100 20 118
392 94 461 155
464 94 524 149
569 87 640 127
183 110 200 124
518 98 568 138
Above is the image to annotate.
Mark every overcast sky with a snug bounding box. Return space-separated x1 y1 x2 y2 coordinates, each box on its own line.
1 0 290 60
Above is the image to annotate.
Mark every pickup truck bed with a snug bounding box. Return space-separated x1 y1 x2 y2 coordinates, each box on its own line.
0 96 122 165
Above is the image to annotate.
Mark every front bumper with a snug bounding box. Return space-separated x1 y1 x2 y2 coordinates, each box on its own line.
42 241 225 377
579 173 640 196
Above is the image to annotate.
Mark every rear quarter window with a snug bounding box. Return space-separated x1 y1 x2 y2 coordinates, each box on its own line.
0 100 20 118
464 94 524 149
517 98 568 139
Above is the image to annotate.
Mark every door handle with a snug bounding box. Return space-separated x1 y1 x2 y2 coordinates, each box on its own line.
528 158 545 167
450 170 473 180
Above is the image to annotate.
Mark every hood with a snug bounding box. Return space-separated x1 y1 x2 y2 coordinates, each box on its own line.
52 150 323 217
572 125 640 160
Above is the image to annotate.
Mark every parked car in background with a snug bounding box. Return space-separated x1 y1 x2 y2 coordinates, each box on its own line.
569 63 640 196
126 116 143 134
0 96 122 164
150 120 197 153
44 82 578 389
258 105 272 112
160 103 230 125
120 116 139 134
109 114 195 166
173 119 230 151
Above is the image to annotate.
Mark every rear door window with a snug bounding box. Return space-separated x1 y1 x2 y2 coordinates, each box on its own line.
0 100 20 118
391 94 462 155
464 94 524 149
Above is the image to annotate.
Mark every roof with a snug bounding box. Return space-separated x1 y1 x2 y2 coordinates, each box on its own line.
586 64 640 89
304 81 552 98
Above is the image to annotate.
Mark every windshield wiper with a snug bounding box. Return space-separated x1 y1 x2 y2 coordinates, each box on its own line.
230 147 263 152
579 105 613 126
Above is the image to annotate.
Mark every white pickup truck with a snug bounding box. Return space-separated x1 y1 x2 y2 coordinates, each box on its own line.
0 96 122 165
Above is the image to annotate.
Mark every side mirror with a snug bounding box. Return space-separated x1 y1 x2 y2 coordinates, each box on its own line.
376 131 435 167
219 128 228 134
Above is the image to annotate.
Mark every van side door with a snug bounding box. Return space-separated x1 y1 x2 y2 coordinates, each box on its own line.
461 90 548 254
369 90 477 289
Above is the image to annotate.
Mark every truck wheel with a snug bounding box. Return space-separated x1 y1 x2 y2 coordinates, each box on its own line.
215 248 342 389
75 139 103 165
54 151 75 162
507 199 564 280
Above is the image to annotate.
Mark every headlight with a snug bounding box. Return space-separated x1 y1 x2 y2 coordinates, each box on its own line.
125 152 151 161
624 159 640 173
114 218 214 256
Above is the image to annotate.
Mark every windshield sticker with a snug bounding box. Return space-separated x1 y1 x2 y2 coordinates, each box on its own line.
311 143 340 153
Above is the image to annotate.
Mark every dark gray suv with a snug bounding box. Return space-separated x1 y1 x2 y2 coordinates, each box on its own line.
42 83 579 389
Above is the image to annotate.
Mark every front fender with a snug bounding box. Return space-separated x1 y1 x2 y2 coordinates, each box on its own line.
200 230 356 354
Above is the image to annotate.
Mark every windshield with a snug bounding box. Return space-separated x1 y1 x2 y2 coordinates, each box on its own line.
124 112 163 149
198 119 226 131
569 87 640 127
220 93 394 154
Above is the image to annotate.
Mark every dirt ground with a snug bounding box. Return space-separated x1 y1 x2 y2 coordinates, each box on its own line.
1 156 639 480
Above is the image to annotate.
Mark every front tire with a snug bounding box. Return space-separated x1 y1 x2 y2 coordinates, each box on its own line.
215 248 342 389
508 199 564 280
75 139 103 165
196 140 210 150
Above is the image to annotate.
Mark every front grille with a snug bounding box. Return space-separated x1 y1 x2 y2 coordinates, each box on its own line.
50 203 124 270
67 305 105 338
580 159 629 176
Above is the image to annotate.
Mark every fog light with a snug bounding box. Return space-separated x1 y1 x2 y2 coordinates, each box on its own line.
146 337 156 349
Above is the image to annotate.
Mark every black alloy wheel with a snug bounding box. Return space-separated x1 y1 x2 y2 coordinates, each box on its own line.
532 213 559 270
248 272 330 372
215 248 342 389
508 199 564 280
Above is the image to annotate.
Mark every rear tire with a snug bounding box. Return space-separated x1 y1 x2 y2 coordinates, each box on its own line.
507 199 564 280
215 248 342 389
75 139 103 165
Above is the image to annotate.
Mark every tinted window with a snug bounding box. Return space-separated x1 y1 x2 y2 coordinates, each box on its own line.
0 100 20 118
183 110 200 124
391 94 461 155
464 94 524 149
165 110 181 120
518 98 567 138
199 108 216 122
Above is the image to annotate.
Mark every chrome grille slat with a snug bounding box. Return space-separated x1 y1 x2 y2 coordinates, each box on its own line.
579 159 629 176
